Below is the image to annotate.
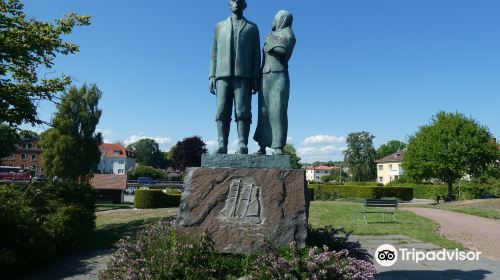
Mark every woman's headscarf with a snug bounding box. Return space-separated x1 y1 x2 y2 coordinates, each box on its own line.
265 10 296 63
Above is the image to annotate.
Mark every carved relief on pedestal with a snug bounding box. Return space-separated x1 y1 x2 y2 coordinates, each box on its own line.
220 179 262 224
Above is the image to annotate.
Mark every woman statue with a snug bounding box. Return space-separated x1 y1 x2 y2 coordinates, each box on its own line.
254 10 296 155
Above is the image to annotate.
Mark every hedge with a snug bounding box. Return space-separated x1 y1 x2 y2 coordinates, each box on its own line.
0 183 96 277
390 179 500 200
134 190 181 209
311 185 413 201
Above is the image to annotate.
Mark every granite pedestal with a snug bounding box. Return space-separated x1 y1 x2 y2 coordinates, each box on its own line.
177 154 309 253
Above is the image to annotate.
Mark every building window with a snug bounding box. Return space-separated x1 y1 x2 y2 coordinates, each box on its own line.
109 169 113 173
389 164 393 170
113 151 121 156
378 165 383 171
399 164 402 170
31 154 37 161
21 164 25 169
119 159 125 165
20 153 26 161
27 143 33 149
379 177 383 182
118 169 124 174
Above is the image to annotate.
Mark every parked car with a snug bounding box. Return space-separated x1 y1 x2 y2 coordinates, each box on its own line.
31 175 48 182
138 177 155 185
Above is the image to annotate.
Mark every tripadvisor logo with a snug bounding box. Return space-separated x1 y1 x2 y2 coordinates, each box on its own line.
375 244 482 267
375 244 398 267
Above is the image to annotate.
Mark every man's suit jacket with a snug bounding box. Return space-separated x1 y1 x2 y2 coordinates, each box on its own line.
210 17 261 81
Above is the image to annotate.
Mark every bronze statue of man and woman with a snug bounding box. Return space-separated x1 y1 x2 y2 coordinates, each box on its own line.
209 0 296 155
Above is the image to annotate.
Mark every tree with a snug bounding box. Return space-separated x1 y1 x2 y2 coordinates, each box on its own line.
283 144 302 169
1 0 91 127
404 112 498 199
163 145 176 168
0 124 19 159
173 136 207 172
343 132 377 182
376 140 407 159
18 130 38 138
128 165 166 180
127 139 165 168
40 84 103 182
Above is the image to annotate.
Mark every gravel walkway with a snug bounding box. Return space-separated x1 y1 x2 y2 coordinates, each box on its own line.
404 207 500 260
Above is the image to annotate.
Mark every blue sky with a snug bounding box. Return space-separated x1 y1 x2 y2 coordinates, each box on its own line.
22 0 500 163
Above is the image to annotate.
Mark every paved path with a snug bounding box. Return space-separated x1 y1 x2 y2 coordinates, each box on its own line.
404 207 500 261
352 235 500 280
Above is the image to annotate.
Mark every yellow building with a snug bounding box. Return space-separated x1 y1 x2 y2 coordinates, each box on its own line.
375 151 404 185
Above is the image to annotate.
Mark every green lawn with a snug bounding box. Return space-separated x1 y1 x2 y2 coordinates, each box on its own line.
86 208 177 250
309 201 463 249
401 199 500 219
95 203 133 212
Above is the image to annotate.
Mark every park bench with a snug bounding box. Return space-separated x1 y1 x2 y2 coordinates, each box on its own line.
356 199 398 224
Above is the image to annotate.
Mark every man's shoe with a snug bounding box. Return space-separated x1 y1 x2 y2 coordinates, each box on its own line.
215 146 227 154
236 145 248 155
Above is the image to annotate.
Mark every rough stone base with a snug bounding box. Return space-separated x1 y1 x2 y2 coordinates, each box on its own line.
201 154 292 169
177 167 309 254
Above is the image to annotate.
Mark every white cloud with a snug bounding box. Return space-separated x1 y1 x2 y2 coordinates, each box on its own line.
96 128 115 144
302 135 346 145
123 134 172 150
298 145 346 163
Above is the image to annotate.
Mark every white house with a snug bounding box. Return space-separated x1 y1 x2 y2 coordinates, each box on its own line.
306 165 335 182
98 143 136 175
375 151 404 185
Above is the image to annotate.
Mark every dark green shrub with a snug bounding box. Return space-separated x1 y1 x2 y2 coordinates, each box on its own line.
307 188 315 201
0 182 96 277
134 190 181 209
128 165 166 180
312 185 413 201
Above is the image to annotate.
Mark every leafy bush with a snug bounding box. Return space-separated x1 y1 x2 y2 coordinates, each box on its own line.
98 220 248 279
307 188 315 202
134 189 181 209
389 179 500 200
0 182 96 277
306 226 371 262
99 221 377 280
249 242 377 280
312 185 413 201
127 165 166 180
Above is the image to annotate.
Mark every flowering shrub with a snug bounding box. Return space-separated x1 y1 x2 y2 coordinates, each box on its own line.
98 220 248 280
99 221 377 280
307 225 371 261
249 242 377 280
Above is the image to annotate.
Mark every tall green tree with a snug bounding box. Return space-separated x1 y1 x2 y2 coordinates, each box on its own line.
173 136 207 172
343 131 377 182
404 112 498 199
376 140 407 159
127 139 165 168
283 144 302 169
1 0 90 127
0 124 19 158
40 84 102 182
163 145 176 168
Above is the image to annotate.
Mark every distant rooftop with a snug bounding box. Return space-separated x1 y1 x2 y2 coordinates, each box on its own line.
99 143 136 158
90 174 127 190
375 151 405 163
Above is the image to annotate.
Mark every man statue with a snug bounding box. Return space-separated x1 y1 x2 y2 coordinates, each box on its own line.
209 0 261 154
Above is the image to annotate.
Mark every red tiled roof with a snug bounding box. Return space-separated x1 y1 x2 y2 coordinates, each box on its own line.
99 143 136 158
375 151 405 163
90 174 127 190
306 165 335 171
